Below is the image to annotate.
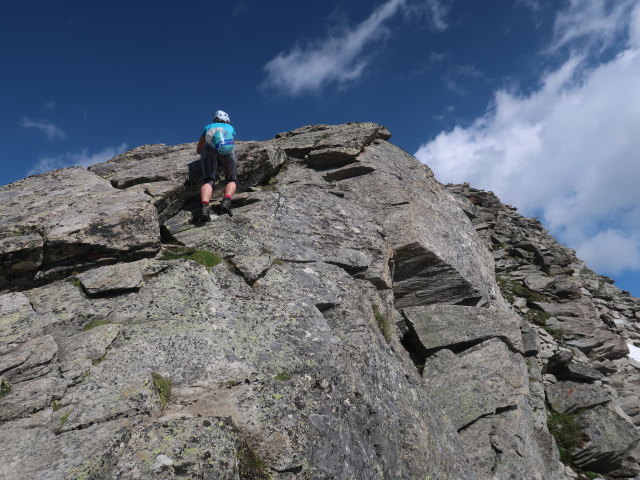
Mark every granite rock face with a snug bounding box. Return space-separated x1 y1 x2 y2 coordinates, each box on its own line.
447 182 640 478
0 122 636 479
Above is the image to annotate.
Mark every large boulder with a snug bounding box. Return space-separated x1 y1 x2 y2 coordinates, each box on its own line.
0 168 160 290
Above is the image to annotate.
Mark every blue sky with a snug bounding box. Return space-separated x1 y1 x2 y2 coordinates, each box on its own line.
2 0 639 297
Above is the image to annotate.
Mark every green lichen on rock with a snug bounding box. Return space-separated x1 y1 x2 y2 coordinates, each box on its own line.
161 246 222 268
372 305 392 342
274 372 291 381
152 372 172 409
0 378 11 398
82 318 113 331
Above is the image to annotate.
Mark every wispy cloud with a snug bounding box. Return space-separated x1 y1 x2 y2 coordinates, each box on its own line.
20 117 66 140
551 0 637 53
515 0 543 12
442 64 484 95
263 0 449 96
27 143 128 176
43 101 56 112
403 0 451 32
415 1 640 276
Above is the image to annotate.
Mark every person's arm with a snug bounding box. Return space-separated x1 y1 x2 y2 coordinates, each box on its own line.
196 135 206 154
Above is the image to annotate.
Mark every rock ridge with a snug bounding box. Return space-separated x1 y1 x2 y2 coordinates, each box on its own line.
0 122 636 479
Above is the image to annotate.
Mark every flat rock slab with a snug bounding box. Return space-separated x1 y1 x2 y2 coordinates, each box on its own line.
459 398 564 480
269 122 390 162
524 273 554 292
0 334 58 383
422 338 528 430
76 261 145 296
0 292 59 345
0 167 160 289
57 323 121 381
572 405 640 473
112 417 241 479
403 304 523 353
0 375 68 421
545 381 610 414
562 361 604 381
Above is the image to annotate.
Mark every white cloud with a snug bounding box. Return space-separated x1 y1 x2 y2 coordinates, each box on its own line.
27 143 128 176
20 117 66 140
551 0 637 52
263 0 449 96
415 2 640 276
575 230 640 274
403 0 451 32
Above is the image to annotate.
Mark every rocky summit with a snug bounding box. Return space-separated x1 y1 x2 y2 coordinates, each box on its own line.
0 122 638 480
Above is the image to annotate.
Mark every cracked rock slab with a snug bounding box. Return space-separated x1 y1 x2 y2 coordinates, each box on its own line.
422 337 528 430
0 334 58 383
0 167 160 289
0 292 58 345
403 304 523 353
57 323 121 381
545 381 610 414
572 405 640 473
76 261 145 296
0 375 68 421
458 398 564 480
112 417 241 479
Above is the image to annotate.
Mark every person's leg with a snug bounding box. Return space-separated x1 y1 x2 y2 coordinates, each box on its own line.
199 145 219 221
220 151 238 216
200 183 213 203
223 181 236 198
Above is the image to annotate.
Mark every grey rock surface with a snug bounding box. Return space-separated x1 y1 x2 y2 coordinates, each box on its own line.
76 261 145 296
1 123 639 479
546 381 610 414
422 338 528 430
403 304 523 353
0 168 160 290
573 405 640 473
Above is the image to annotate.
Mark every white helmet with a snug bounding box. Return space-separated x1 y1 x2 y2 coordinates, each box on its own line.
213 110 230 123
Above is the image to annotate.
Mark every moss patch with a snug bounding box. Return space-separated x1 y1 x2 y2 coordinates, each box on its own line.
372 305 392 342
82 318 113 331
152 372 172 409
525 309 551 326
547 412 588 463
542 325 564 342
0 378 11 398
59 409 72 427
274 372 291 381
161 246 222 268
66 277 84 290
92 352 108 366
496 276 548 304
237 441 271 480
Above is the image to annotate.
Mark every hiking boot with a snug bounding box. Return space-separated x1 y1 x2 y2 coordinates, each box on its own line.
220 197 233 217
199 204 211 222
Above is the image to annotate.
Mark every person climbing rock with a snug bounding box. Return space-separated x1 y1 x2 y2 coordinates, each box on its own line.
196 110 237 221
